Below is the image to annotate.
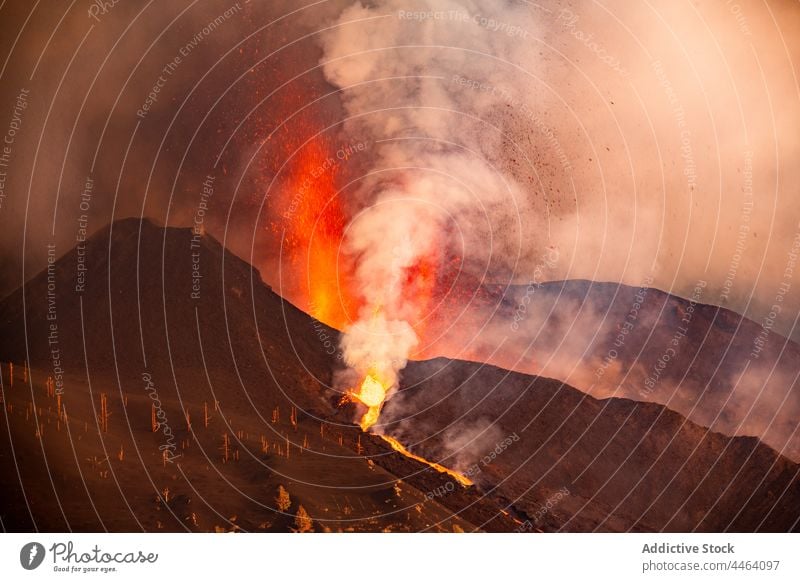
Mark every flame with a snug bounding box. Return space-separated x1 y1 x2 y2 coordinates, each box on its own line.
379 434 473 487
283 136 355 329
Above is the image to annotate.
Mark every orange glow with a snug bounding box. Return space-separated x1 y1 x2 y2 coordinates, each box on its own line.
348 372 472 487
356 374 386 407
274 119 359 331
350 373 389 431
380 434 473 487
271 109 479 489
277 136 445 337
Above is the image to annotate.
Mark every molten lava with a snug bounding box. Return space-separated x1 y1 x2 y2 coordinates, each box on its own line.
380 435 473 487
352 374 387 431
348 372 472 487
268 106 360 331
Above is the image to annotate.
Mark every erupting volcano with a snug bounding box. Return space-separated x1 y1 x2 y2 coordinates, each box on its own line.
3 0 800 545
269 112 477 486
274 124 482 485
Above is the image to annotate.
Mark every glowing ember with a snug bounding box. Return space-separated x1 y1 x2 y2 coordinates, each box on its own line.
380 435 473 487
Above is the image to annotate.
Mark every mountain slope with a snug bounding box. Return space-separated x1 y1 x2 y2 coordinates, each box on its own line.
0 218 797 532
383 358 800 532
424 277 800 462
0 218 514 532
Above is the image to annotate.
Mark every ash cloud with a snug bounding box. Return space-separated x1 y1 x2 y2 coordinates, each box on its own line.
317 0 800 343
1 0 798 344
314 0 800 444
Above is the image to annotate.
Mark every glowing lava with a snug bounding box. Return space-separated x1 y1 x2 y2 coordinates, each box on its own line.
270 113 474 488
352 373 387 431
379 435 473 487
269 110 360 331
348 372 472 487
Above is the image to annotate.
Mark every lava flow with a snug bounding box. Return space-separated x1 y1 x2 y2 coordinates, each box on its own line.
347 366 473 487
379 434 473 487
336 250 474 487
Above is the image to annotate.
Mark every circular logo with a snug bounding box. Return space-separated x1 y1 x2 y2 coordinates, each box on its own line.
19 542 45 570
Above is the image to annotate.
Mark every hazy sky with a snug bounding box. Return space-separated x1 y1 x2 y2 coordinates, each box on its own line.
0 0 798 342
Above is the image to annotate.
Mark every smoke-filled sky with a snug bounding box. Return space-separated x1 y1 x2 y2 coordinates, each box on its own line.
0 0 798 342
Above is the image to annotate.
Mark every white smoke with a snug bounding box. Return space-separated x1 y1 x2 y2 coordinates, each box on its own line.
340 312 418 387
320 0 800 437
320 0 546 404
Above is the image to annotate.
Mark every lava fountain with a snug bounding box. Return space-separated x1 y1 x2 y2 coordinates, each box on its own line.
273 121 472 486
352 373 386 431
336 194 473 486
270 112 360 331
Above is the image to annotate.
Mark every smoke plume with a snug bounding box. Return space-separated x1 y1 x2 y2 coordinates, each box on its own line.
313 0 800 431
320 0 546 409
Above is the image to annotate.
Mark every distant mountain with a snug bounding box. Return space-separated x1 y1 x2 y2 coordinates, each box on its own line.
0 218 797 532
423 277 800 462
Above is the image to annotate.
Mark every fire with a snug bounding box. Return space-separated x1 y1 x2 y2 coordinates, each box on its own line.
379 434 473 487
281 135 355 329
